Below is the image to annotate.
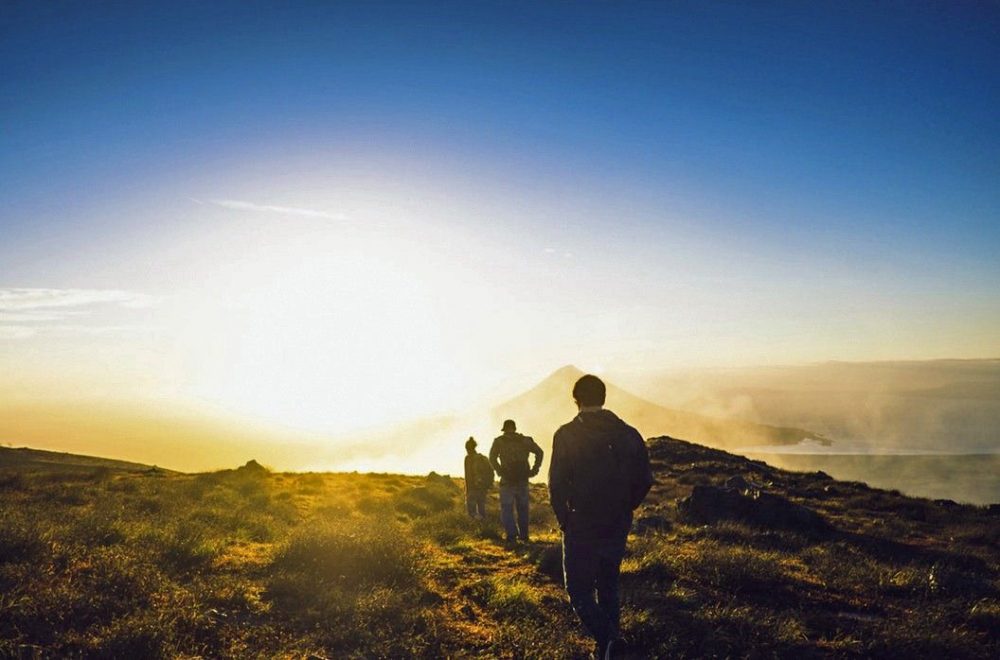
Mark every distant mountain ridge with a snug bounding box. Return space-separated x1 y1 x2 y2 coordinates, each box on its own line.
0 445 170 473
618 358 1000 453
491 365 829 469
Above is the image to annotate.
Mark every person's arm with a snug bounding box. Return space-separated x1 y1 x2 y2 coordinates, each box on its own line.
548 431 570 530
528 437 544 476
628 427 654 510
489 439 502 478
464 455 473 493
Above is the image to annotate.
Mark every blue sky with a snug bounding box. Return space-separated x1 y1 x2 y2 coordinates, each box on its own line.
1 1 999 427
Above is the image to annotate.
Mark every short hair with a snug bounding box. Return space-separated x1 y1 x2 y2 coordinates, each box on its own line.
502 419 516 432
465 437 476 452
573 374 606 406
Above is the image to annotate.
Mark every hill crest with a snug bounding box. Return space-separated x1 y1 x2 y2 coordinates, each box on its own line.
0 445 170 473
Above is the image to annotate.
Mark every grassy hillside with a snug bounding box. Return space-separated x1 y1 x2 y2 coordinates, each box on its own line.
2 439 998 658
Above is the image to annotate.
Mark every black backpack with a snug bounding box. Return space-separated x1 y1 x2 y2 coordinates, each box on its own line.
570 431 635 527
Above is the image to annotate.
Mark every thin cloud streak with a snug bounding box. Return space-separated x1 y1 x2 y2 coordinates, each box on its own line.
0 288 155 311
0 288 156 340
0 311 87 322
198 198 348 220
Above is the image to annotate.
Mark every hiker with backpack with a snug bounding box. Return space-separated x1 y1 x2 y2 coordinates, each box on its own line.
549 374 653 660
489 419 544 543
463 437 494 519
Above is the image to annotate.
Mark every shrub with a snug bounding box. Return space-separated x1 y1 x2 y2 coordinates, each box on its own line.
393 484 457 518
0 471 25 490
623 535 680 585
68 509 126 547
266 519 425 646
356 495 391 514
271 519 417 589
48 547 163 634
105 476 139 493
89 613 169 659
414 510 475 545
158 524 219 572
295 473 326 494
682 542 788 596
486 577 542 621
85 467 113 483
926 561 992 598
0 513 47 563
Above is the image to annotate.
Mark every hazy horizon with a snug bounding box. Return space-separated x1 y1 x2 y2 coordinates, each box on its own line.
4 358 999 466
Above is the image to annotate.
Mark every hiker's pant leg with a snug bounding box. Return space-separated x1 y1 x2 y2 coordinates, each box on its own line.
514 483 530 540
563 533 613 647
595 536 627 638
474 491 487 519
466 492 478 518
499 484 518 539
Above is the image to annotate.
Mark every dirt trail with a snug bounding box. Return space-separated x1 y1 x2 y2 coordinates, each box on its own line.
422 534 593 658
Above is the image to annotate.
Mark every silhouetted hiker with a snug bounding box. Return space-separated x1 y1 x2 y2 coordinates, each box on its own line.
549 374 653 660
463 437 493 519
489 419 543 543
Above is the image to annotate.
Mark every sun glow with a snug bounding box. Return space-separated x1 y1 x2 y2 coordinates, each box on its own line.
175 220 479 434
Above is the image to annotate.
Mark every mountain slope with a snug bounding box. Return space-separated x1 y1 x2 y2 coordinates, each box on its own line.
492 366 829 462
0 445 171 473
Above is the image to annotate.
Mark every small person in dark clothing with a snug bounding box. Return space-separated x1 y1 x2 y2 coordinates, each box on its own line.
549 375 653 659
463 437 493 519
489 419 544 543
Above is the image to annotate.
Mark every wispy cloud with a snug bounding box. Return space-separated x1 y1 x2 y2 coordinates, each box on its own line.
194 198 348 220
542 247 573 259
0 288 155 312
0 288 156 340
0 311 87 322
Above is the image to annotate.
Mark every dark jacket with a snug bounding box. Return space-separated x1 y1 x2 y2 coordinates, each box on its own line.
489 432 544 486
548 409 653 538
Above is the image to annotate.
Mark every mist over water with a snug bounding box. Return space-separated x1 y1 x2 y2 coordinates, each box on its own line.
616 360 1000 504
741 452 1000 505
619 360 1000 452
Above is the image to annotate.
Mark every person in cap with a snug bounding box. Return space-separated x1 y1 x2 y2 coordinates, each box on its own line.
549 374 653 659
463 436 493 519
489 419 544 543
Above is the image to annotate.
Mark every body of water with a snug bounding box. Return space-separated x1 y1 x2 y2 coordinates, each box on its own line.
740 452 1000 505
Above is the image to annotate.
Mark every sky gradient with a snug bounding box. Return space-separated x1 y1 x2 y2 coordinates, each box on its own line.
2 2 999 434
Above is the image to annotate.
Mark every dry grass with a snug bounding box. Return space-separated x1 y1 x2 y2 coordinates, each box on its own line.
1 437 998 658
